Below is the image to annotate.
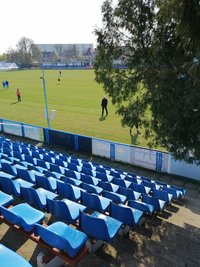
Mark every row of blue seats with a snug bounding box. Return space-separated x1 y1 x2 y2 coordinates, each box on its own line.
0 138 129 177
0 191 88 258
0 153 186 203
0 166 156 217
0 136 186 264
0 189 141 259
0 138 187 200
0 162 169 213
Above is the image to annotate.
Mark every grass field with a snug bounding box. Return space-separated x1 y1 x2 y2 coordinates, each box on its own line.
0 69 154 148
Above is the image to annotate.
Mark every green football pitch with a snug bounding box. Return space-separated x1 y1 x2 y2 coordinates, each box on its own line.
0 69 152 148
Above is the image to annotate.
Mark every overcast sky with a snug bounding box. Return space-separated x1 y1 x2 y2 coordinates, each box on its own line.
0 0 106 54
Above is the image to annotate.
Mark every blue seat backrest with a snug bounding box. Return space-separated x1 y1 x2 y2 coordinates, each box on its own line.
2 148 12 157
21 187 41 208
57 181 81 201
80 211 106 241
32 151 41 159
37 159 48 169
95 166 106 174
42 154 52 163
35 222 87 258
13 151 23 161
47 198 70 221
0 177 20 196
54 158 65 167
131 182 146 194
1 162 17 176
25 154 36 165
81 167 93 176
110 202 143 226
81 174 99 186
152 188 169 201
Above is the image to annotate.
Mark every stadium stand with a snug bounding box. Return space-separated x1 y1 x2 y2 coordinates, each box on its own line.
0 135 187 266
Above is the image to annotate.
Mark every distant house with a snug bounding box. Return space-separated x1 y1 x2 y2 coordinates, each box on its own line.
36 43 94 64
0 62 19 71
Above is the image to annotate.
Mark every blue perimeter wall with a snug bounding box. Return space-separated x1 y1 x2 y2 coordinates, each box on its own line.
0 119 199 181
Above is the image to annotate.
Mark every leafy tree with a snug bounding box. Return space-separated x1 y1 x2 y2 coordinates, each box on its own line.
55 44 64 61
0 53 7 61
94 0 200 161
7 37 41 67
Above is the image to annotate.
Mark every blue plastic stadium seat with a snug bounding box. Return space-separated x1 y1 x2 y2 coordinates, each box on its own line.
28 163 47 173
70 158 80 165
95 172 113 182
57 181 82 201
61 176 82 187
119 186 141 201
82 162 92 169
81 191 111 213
2 147 12 157
47 198 86 224
170 185 186 198
109 170 121 178
95 166 106 174
32 150 42 160
81 167 93 176
59 155 69 162
64 169 78 179
13 150 25 162
81 174 100 186
43 154 55 163
152 188 173 203
110 202 144 227
0 243 33 267
142 180 161 190
0 171 15 180
142 194 166 212
128 200 154 215
12 144 21 153
35 175 58 192
130 182 151 195
21 187 58 210
42 170 61 179
98 181 119 193
0 203 45 232
0 176 34 197
24 154 37 165
49 163 65 174
0 155 13 163
67 162 82 172
1 162 18 176
162 185 185 200
112 177 131 188
35 221 88 258
17 168 42 183
0 190 13 207
55 158 68 168
65 169 81 180
21 146 31 156
102 190 127 204
81 182 103 194
80 211 122 243
36 159 50 170
125 175 143 184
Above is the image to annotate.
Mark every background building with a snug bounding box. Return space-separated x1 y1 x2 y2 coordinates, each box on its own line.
36 43 94 66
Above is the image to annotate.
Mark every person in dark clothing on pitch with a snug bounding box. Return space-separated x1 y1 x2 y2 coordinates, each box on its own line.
101 96 108 117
